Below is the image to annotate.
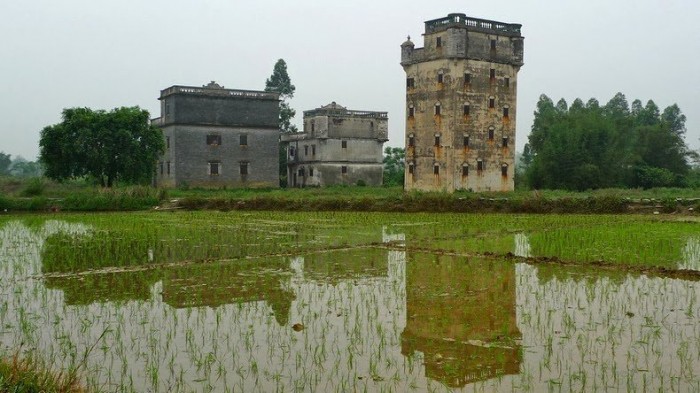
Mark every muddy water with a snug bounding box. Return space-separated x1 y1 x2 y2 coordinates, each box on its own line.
1 218 699 392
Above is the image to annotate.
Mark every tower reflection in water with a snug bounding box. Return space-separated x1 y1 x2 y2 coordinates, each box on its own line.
401 252 521 388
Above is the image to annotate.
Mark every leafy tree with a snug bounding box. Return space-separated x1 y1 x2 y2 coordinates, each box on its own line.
0 152 10 175
529 94 558 153
604 92 630 119
265 59 297 134
264 59 297 187
661 104 687 136
382 147 405 187
520 143 534 169
526 93 692 190
39 107 164 187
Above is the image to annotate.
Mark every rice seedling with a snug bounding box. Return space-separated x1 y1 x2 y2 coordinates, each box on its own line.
0 212 699 391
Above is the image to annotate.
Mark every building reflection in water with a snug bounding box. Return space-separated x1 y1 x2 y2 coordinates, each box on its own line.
401 252 521 388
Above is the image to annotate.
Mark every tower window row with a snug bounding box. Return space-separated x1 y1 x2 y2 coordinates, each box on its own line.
406 161 509 177
407 102 510 118
407 133 510 147
406 72 512 90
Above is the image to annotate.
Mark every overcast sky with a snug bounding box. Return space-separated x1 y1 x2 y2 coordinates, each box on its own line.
1 0 699 161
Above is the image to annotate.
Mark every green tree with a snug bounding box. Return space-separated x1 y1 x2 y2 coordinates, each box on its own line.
526 93 692 190
265 59 297 134
264 59 297 187
0 152 11 175
382 147 405 187
39 107 164 187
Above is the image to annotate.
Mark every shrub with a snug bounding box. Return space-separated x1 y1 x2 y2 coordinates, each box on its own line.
19 178 46 197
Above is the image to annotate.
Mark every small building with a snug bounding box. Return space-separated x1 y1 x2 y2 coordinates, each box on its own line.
401 13 524 192
153 81 280 188
282 102 388 187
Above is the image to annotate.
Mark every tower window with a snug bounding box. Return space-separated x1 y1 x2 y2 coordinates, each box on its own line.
463 136 470 147
436 37 442 48
408 105 414 118
342 140 347 149
491 39 497 50
464 73 471 85
406 77 415 89
503 106 510 118
434 165 440 175
489 97 495 108
501 164 508 177
505 77 510 87
240 162 248 175
408 164 414 174
488 127 495 140
477 160 484 171
462 165 469 177
502 137 509 147
408 135 415 147
463 103 470 116
434 135 440 147
435 103 441 116
240 134 248 146
490 68 496 80
341 166 347 174
437 72 443 84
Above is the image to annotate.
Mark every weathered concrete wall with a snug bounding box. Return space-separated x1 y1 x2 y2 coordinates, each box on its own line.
156 124 279 188
286 137 384 187
159 86 279 128
303 113 389 142
289 162 383 187
402 14 523 192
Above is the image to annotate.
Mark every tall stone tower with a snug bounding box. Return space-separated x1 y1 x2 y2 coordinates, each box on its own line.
401 13 524 192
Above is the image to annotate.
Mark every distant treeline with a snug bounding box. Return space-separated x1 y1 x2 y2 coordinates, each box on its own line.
521 93 699 191
0 152 42 178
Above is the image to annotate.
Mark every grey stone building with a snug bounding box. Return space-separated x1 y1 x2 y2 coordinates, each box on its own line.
401 13 524 192
281 102 388 187
153 82 280 188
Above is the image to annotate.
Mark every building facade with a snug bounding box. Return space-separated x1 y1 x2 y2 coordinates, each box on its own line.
282 102 388 187
153 82 280 188
401 13 524 192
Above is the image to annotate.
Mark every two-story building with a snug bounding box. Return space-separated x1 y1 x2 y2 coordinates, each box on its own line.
153 81 280 188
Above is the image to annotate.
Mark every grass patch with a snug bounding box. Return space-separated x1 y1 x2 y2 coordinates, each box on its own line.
0 352 86 393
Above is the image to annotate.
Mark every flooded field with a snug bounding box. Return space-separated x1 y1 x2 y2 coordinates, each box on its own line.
0 212 699 392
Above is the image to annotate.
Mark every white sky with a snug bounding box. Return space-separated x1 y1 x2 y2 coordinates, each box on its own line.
1 0 699 161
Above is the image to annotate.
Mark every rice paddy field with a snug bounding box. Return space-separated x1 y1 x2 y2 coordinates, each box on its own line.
0 211 699 392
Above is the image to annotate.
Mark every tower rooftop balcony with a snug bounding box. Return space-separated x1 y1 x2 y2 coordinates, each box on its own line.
425 13 522 37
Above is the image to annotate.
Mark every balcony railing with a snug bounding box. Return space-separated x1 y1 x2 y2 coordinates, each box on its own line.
303 109 388 118
425 13 522 36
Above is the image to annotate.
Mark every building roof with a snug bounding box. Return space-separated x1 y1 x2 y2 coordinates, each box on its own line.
303 102 388 119
159 81 279 101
